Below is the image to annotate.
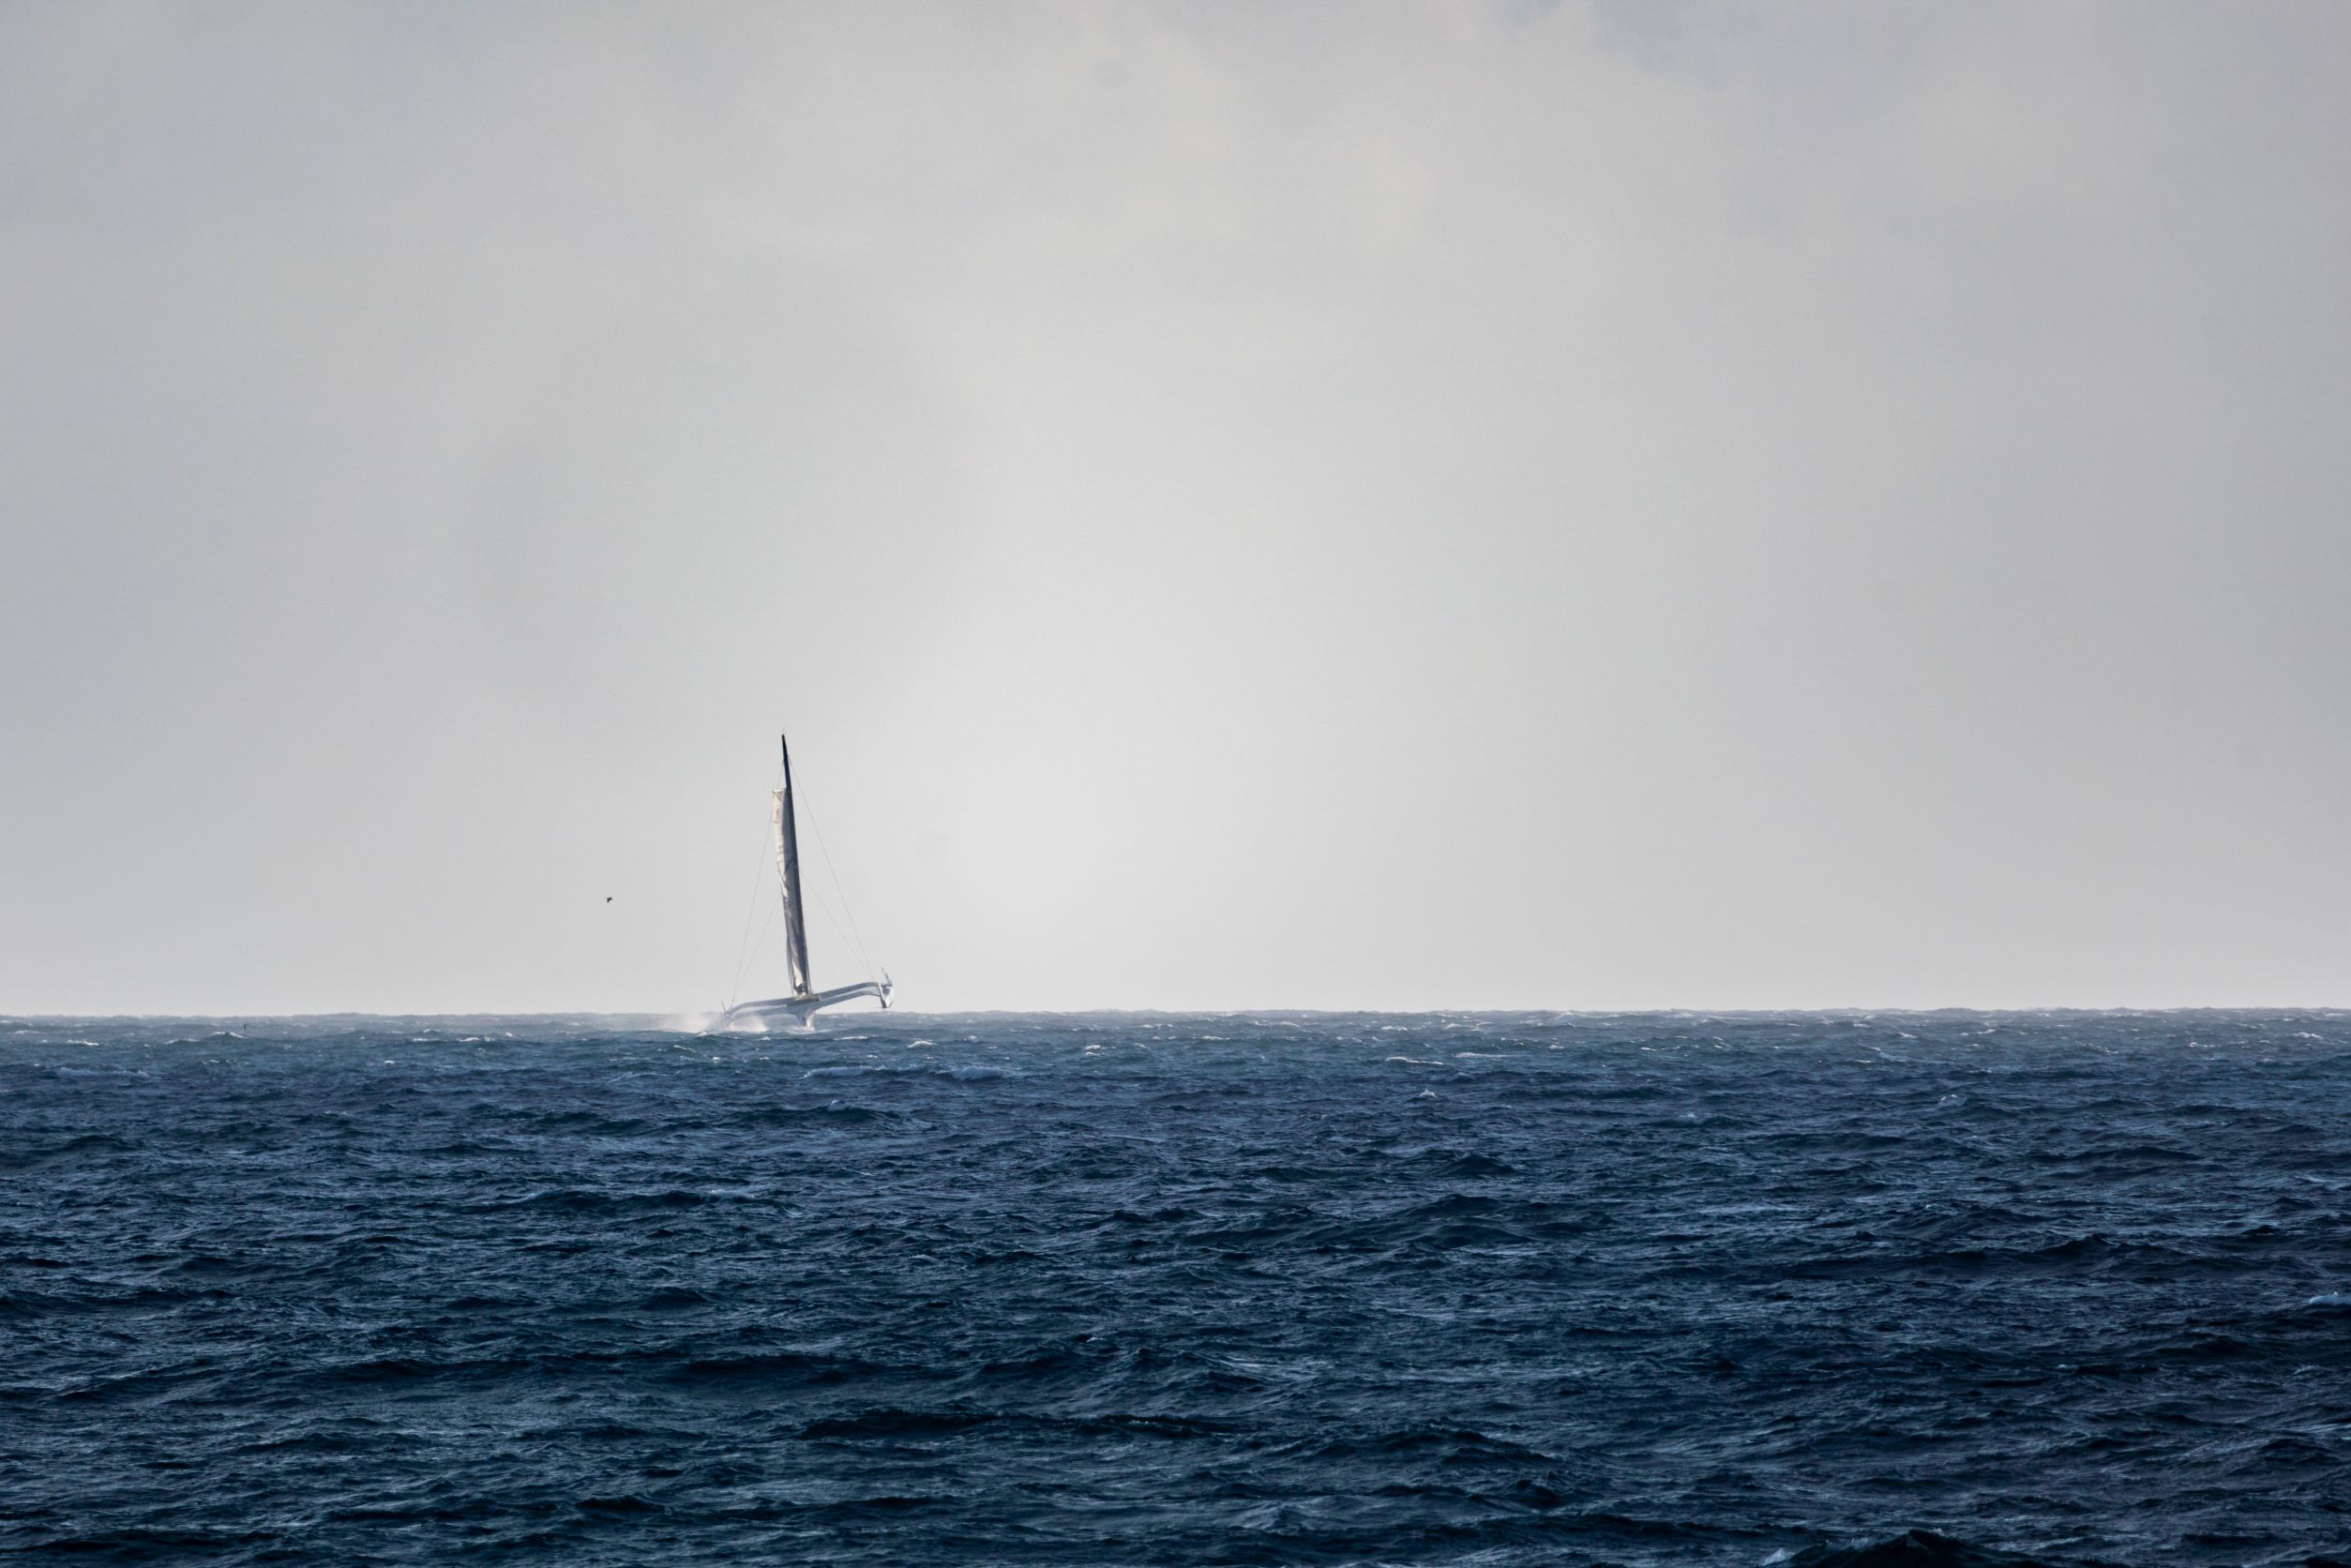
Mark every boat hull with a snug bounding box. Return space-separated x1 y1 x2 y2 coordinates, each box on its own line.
718 980 892 1031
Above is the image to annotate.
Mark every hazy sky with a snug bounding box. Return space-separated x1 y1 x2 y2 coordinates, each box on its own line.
5 1 2349 1014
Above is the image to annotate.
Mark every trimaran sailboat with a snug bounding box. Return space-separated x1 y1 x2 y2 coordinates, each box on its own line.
719 735 892 1030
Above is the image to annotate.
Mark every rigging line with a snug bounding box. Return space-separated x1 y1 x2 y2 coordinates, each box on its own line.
724 845 765 1012
782 799 863 984
736 897 778 1003
800 872 858 984
724 765 783 1010
798 787 881 983
791 774 880 981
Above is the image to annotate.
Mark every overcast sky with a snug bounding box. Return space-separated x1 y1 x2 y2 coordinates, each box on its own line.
4 1 2348 1014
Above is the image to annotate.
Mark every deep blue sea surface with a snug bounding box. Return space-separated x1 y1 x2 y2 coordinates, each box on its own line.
4 1011 2349 1566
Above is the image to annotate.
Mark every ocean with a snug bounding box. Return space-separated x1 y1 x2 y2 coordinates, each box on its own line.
3 1010 2346 1565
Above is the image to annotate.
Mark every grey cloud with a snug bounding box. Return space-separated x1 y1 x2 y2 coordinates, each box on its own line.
4 2 2347 1011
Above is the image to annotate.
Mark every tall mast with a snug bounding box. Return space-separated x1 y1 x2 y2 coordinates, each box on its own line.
776 733 813 997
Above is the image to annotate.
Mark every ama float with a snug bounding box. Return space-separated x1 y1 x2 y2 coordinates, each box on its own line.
718 735 892 1030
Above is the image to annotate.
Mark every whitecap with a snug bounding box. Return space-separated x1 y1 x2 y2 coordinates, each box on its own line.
2309 1291 2351 1307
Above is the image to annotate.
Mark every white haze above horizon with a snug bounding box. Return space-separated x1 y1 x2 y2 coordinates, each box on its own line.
5 1 2349 1014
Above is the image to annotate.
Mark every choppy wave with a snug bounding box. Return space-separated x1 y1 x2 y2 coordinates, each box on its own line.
3 1008 2349 1564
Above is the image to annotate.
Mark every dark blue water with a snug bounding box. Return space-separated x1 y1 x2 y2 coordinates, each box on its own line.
5 1012 2349 1566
